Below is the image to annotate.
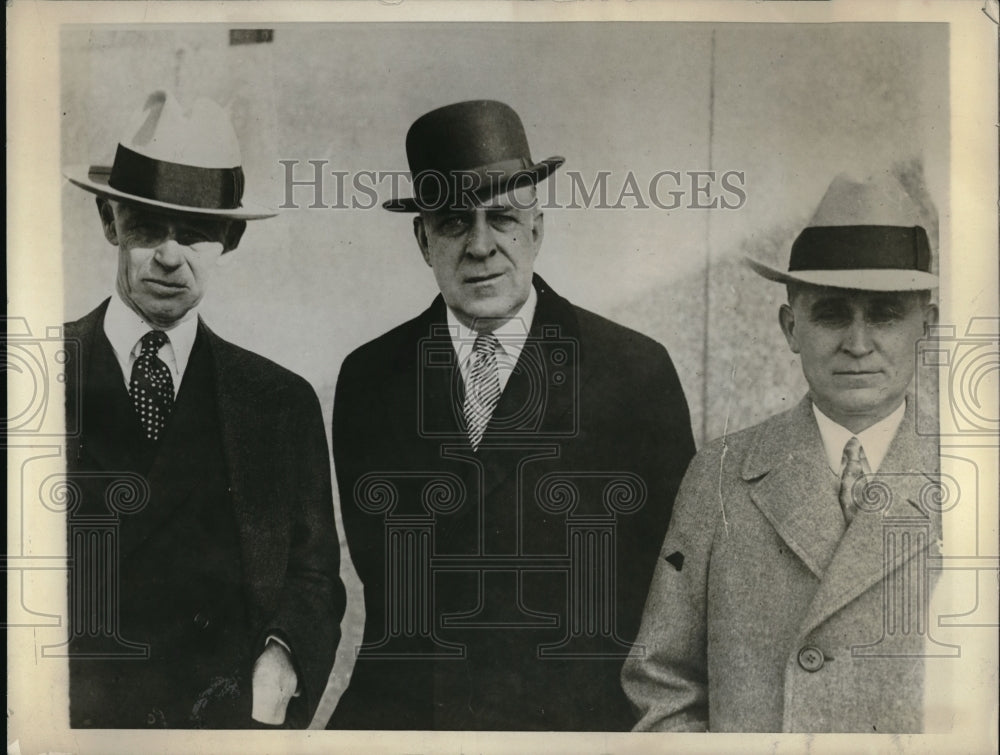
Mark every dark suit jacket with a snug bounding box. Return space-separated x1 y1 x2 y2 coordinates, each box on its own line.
63 300 345 728
329 275 694 730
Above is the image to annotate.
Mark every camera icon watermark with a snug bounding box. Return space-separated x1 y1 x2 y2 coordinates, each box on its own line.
915 318 999 441
2 317 80 438
417 322 579 441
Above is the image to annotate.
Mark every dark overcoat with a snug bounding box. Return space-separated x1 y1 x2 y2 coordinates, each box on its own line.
63 300 345 729
329 276 695 730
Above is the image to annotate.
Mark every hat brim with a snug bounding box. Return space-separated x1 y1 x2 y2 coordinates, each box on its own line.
64 165 277 221
744 257 939 291
382 156 564 212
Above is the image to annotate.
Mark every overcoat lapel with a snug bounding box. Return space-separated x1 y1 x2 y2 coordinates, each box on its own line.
798 398 940 636
478 276 579 502
379 298 465 453
743 398 847 578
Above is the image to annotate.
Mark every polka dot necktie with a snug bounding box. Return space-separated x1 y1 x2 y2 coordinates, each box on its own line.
838 436 867 524
130 330 174 441
464 333 501 451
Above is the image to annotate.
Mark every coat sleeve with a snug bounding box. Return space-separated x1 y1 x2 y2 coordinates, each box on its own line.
262 378 346 727
617 341 696 643
621 443 720 732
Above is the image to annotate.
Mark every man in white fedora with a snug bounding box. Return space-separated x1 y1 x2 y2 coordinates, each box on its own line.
62 91 345 728
622 171 941 732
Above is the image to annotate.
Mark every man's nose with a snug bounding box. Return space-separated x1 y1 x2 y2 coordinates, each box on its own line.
841 317 874 356
152 237 185 270
464 213 497 259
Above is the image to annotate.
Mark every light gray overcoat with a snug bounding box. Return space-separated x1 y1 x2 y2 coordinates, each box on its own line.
622 396 941 733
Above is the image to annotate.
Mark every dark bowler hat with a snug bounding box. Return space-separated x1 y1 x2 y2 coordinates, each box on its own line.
746 172 938 291
65 90 275 221
383 100 564 212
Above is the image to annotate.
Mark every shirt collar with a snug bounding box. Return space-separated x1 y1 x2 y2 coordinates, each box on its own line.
445 285 537 366
103 293 199 380
811 400 906 475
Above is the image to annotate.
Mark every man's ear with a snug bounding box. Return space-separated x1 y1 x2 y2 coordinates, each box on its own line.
532 210 544 248
413 216 431 266
223 220 247 253
97 198 119 245
923 301 939 335
778 303 800 354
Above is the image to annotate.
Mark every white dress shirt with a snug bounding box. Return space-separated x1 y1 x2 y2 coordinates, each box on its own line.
102 293 198 396
812 400 906 476
446 285 538 394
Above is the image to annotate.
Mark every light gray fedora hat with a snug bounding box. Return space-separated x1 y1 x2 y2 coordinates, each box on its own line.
746 171 939 291
65 90 275 221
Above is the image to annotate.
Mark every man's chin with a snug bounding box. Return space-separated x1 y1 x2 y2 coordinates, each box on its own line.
453 298 523 328
824 389 905 424
137 304 192 330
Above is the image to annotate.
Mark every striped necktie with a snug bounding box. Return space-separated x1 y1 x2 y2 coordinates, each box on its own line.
838 436 867 524
464 333 501 450
130 330 174 441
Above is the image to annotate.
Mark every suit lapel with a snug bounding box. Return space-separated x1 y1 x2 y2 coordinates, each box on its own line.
743 398 847 578
70 300 150 474
207 322 287 602
117 332 211 556
77 319 148 475
799 397 940 636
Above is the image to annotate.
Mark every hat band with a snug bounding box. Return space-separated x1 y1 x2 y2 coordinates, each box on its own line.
108 145 245 210
790 225 931 273
410 158 534 210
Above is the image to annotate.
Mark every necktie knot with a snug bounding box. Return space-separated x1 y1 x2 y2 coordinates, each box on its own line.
841 435 862 466
473 333 499 356
140 329 169 355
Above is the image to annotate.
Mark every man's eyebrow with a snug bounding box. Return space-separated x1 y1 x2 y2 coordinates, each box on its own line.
431 208 471 220
867 295 909 307
808 297 849 314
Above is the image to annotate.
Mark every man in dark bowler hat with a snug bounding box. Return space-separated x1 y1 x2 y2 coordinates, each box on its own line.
329 99 695 730
623 172 942 733
61 90 345 728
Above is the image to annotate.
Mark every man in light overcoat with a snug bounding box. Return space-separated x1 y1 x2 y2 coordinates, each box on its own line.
622 172 942 733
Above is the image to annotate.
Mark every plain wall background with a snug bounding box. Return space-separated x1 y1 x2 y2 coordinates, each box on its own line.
59 22 948 724
61 22 948 442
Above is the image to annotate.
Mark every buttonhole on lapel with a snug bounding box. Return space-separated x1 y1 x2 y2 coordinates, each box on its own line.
664 551 684 571
906 497 928 517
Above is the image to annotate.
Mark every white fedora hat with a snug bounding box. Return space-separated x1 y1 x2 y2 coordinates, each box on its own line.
746 171 938 291
64 90 275 220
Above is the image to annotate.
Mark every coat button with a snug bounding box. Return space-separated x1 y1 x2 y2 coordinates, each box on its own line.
797 646 825 672
193 611 211 630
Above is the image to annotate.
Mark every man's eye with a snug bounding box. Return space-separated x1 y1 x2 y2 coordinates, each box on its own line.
131 226 165 245
811 307 851 325
439 216 469 233
176 231 213 246
867 305 905 324
489 214 518 227
189 241 225 255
